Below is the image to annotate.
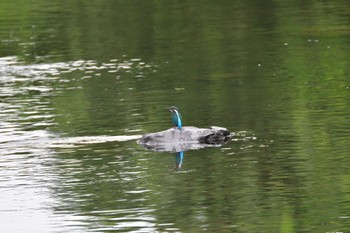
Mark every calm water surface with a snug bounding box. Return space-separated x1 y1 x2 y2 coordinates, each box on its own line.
1 1 350 232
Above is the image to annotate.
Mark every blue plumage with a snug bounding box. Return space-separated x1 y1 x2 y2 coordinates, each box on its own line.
167 106 182 130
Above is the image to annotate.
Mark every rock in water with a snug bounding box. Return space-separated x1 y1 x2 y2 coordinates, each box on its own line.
138 126 232 152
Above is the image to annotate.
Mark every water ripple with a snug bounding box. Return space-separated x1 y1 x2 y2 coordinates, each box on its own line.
0 55 157 232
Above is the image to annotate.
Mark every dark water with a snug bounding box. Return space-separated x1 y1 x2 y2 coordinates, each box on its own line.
1 1 350 232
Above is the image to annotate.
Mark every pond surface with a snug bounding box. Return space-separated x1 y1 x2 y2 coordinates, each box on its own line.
1 1 350 232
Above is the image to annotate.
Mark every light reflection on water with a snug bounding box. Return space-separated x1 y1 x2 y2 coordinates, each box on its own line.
1 1 350 232
1 52 349 232
0 56 162 232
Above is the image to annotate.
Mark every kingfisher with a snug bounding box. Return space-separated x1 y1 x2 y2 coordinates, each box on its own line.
167 106 182 130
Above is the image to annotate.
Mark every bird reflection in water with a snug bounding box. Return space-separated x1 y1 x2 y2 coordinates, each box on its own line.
175 151 184 170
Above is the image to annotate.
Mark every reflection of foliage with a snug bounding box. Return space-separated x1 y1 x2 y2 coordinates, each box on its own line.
1 0 350 232
49 59 158 136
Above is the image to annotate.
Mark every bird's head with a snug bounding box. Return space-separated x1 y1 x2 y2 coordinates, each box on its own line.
166 106 179 114
166 106 182 129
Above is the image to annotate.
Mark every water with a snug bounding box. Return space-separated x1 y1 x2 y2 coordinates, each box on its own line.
1 1 350 232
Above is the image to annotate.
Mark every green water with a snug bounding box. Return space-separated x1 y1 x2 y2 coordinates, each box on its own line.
1 1 350 232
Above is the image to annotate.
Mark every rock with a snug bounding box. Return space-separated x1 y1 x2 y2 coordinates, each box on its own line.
138 126 232 152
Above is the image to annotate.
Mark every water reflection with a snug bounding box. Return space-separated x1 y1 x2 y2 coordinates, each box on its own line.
2 0 350 231
0 55 159 232
139 139 227 153
175 151 184 170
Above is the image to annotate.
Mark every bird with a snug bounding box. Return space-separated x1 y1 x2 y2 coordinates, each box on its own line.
167 106 182 130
